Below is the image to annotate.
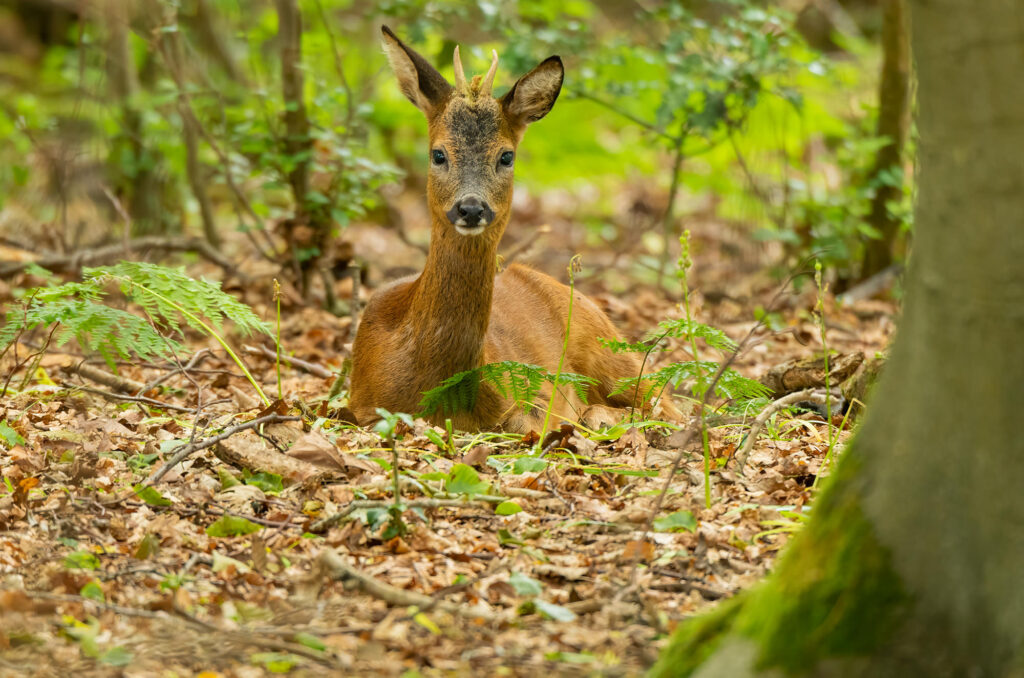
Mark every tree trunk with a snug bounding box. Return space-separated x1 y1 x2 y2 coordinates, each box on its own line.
653 2 1024 676
860 0 911 280
275 0 333 303
102 0 165 236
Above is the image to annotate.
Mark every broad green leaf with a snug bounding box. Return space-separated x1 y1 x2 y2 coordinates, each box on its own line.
495 501 522 516
206 515 263 537
79 579 105 603
653 510 698 533
534 599 577 622
444 464 490 496
509 571 543 597
133 484 172 507
511 457 548 474
64 550 101 571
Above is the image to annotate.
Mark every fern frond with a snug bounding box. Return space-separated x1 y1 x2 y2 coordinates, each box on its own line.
417 369 480 418
417 361 599 419
0 285 183 369
610 360 769 404
655 318 737 353
598 336 668 354
86 262 271 338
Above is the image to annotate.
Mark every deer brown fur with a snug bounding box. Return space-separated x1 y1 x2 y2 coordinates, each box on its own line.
349 26 640 432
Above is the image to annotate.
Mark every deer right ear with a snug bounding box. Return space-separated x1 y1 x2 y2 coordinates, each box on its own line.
381 26 452 117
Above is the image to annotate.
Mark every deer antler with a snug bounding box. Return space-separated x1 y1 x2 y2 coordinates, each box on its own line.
480 50 499 97
453 45 468 95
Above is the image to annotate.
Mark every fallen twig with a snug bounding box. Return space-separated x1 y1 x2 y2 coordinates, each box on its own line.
319 549 505 623
734 388 841 475
61 360 145 394
137 348 214 396
145 413 302 487
59 380 194 412
0 236 241 278
244 344 333 378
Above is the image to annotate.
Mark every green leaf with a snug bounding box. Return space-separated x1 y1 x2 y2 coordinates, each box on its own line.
653 510 698 533
511 456 548 474
293 632 326 651
244 471 283 494
206 515 264 537
132 484 172 507
444 464 490 496
251 652 302 673
509 571 543 596
79 579 105 603
497 529 525 547
99 646 134 667
534 599 577 622
413 612 442 635
0 420 25 447
495 501 522 516
64 550 101 571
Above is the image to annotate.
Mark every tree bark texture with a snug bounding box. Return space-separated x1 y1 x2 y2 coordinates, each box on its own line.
652 1 1024 675
860 0 911 279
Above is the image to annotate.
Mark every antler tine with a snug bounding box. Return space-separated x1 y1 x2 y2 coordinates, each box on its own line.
480 49 499 96
453 45 467 94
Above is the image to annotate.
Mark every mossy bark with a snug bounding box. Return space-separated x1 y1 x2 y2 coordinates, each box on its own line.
653 1 1024 675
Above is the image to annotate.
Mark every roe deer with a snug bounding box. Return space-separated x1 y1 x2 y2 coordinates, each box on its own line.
349 26 640 432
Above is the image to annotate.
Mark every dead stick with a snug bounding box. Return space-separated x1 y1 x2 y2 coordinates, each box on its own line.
243 344 333 378
319 549 504 623
146 413 301 487
62 361 145 393
734 388 841 475
59 381 193 412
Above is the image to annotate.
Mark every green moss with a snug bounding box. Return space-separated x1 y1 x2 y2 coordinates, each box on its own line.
734 453 909 672
648 594 744 678
652 452 910 676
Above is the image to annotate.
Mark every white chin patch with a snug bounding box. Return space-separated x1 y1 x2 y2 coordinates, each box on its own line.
454 218 487 236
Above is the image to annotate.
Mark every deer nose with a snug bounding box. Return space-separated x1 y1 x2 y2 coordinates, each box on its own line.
448 196 493 229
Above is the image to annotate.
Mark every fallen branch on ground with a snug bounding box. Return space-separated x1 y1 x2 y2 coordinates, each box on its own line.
319 549 505 623
0 236 242 278
243 344 334 378
60 361 145 393
144 413 302 488
734 388 842 474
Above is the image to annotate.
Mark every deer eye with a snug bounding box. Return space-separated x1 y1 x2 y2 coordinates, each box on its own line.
431 149 447 166
499 151 514 167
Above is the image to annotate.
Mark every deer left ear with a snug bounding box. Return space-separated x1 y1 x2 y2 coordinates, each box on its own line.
501 56 564 129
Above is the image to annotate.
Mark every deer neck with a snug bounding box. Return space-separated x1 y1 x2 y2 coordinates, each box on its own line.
407 216 506 380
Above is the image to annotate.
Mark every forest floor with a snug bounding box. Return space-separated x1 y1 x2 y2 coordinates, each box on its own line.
0 188 896 676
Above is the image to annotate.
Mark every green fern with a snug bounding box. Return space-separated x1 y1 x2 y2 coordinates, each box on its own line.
1 262 274 403
612 360 770 404
86 262 270 337
0 284 183 368
417 361 598 419
655 318 737 353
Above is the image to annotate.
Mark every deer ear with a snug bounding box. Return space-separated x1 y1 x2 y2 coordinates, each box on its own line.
501 56 564 129
380 25 452 116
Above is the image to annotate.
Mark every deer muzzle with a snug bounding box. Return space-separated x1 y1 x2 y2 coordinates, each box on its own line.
447 196 495 236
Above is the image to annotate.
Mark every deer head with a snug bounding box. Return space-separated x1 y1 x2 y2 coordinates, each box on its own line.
381 26 563 241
